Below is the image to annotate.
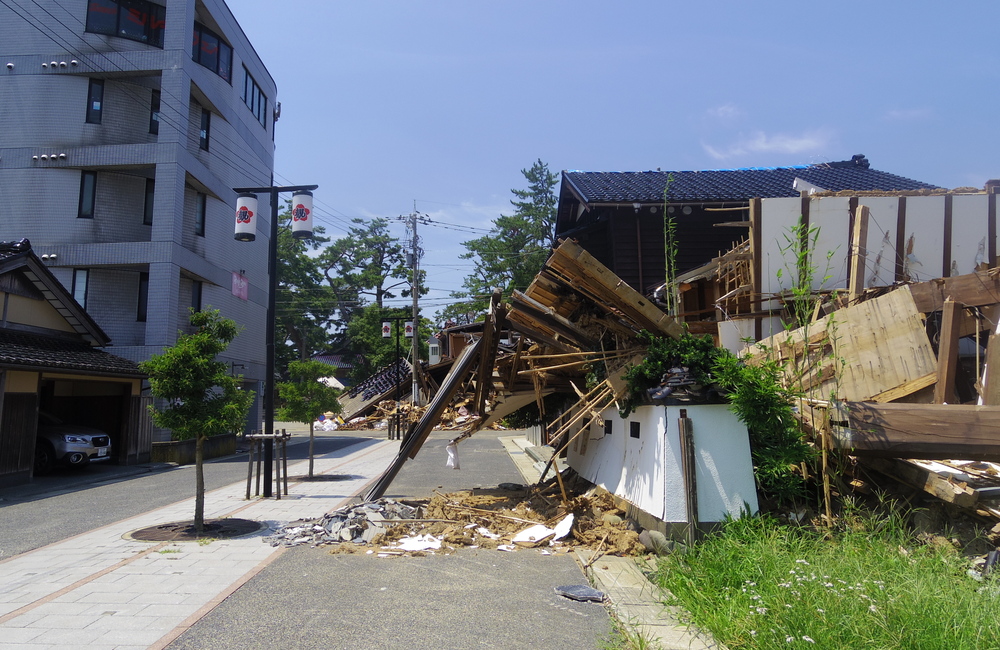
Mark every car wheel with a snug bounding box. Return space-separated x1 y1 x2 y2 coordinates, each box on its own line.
34 440 55 476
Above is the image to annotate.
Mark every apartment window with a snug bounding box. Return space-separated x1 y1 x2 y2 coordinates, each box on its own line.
194 192 206 236
143 178 155 225
137 272 148 322
191 281 203 312
86 0 165 48
199 109 210 150
78 171 97 218
149 89 160 134
72 269 89 309
242 66 268 128
192 23 232 83
85 79 104 124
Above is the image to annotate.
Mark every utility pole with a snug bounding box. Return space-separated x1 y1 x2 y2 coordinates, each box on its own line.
409 205 421 406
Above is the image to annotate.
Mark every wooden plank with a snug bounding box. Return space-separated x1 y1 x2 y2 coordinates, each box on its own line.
895 197 907 281
548 240 683 339
870 372 936 403
848 205 870 303
983 334 1000 405
908 268 1000 313
934 298 961 404
862 457 977 509
832 401 1000 462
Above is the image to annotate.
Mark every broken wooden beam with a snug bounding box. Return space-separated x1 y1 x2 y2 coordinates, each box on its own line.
832 401 1000 462
862 457 978 509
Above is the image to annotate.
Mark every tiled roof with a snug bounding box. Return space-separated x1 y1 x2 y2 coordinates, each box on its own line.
311 354 354 370
563 155 940 204
0 329 144 377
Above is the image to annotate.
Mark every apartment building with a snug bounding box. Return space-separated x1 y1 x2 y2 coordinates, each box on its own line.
0 0 276 441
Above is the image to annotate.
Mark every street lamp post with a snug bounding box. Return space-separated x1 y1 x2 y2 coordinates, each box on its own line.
233 182 318 497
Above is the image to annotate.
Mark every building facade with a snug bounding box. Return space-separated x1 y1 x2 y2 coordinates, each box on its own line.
0 0 277 440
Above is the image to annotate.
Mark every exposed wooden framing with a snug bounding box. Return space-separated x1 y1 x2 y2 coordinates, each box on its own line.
505 336 525 390
750 197 763 340
543 240 683 339
943 194 954 278
862 457 977 509
982 334 1000 405
848 205 870 303
908 267 1000 312
509 291 599 348
990 192 997 267
832 401 1000 462
934 298 961 404
473 292 502 415
895 197 907 281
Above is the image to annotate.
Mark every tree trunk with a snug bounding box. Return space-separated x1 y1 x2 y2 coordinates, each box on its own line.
308 421 315 478
194 435 205 533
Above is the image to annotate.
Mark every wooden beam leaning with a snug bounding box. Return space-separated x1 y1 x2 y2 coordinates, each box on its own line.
908 267 1000 313
933 298 961 404
848 205 870 303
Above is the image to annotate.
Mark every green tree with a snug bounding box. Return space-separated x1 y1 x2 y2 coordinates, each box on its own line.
275 203 338 376
276 360 342 478
321 218 409 309
344 305 431 383
140 309 254 533
446 159 558 320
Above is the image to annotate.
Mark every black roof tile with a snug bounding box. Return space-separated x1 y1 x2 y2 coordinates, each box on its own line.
0 329 144 377
564 156 940 204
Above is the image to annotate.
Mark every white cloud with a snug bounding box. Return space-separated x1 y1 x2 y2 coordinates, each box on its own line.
706 104 743 121
702 129 833 161
883 108 932 121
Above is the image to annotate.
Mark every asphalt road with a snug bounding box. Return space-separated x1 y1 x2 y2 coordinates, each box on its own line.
166 430 615 650
0 433 374 560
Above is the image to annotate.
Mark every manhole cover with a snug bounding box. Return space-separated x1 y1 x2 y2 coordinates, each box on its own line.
289 474 357 482
126 518 264 542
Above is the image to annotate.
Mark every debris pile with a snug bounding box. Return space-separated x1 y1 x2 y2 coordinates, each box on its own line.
264 484 646 558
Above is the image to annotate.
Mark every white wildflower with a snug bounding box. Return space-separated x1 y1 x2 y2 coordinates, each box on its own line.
802 636 816 644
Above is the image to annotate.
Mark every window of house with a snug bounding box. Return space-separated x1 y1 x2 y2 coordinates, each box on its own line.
78 171 97 218
199 108 210 150
194 192 206 236
86 79 104 124
86 0 165 48
242 66 268 128
72 269 89 309
137 271 148 322
192 23 232 82
149 89 160 134
143 178 155 225
191 280 202 312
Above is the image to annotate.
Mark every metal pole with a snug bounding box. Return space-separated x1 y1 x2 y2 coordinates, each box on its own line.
261 186 279 496
411 211 420 406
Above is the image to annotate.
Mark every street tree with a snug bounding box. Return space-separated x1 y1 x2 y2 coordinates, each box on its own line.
276 360 342 479
140 309 254 533
445 159 558 321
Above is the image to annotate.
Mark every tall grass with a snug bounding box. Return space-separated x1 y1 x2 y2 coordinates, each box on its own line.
652 501 1000 649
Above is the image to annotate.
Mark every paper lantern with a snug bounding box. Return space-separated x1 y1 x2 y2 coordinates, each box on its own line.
291 190 313 239
234 193 257 241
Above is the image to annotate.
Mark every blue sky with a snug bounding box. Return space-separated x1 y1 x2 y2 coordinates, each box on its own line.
228 1 1000 317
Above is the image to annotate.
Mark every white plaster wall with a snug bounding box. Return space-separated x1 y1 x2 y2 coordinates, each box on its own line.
903 195 947 281
718 319 754 354
856 197 900 287
808 197 852 288
567 404 758 524
951 194 990 276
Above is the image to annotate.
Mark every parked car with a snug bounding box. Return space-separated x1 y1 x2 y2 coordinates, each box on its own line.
34 412 112 475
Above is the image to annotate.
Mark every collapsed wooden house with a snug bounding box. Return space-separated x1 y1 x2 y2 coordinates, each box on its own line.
362 183 1000 533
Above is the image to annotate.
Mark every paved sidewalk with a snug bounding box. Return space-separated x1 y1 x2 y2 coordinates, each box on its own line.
0 437 399 650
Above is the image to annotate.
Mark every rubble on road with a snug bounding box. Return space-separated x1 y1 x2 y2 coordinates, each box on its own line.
264 481 646 558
